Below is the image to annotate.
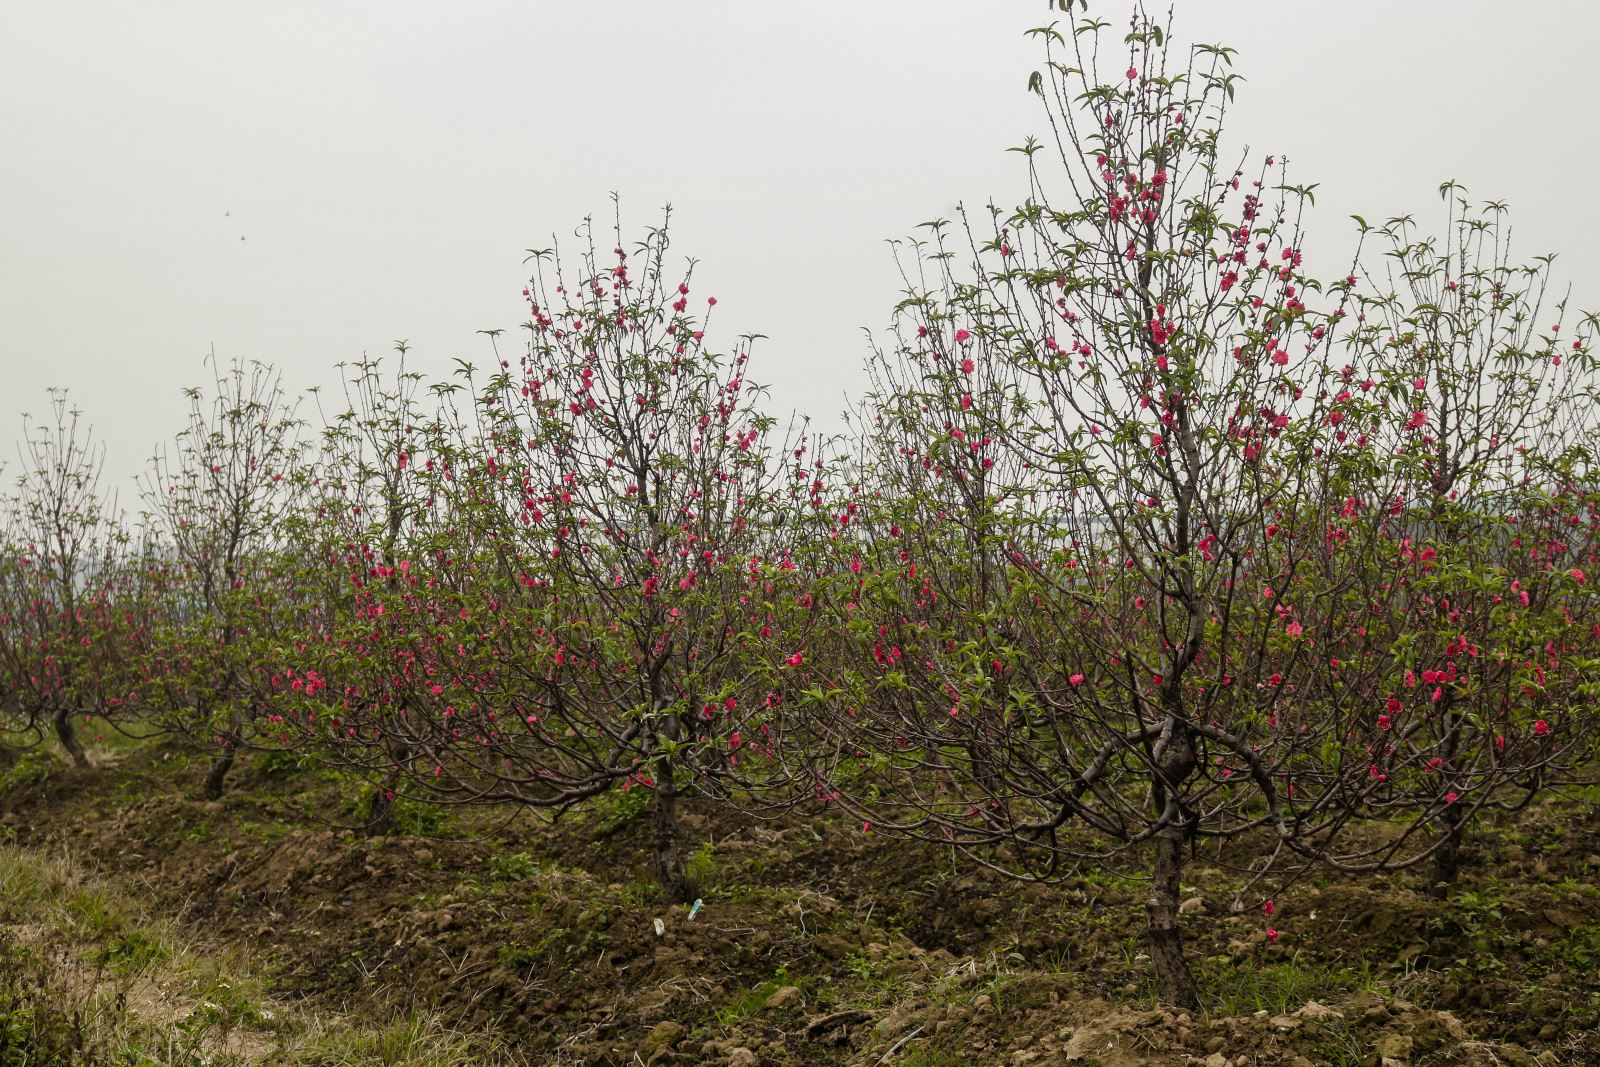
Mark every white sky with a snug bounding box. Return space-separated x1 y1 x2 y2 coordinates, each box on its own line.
3 1 1596 493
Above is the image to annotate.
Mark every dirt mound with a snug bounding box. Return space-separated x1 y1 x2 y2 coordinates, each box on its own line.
2 742 1597 1064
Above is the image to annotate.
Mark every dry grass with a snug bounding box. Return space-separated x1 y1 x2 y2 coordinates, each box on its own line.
0 841 526 1066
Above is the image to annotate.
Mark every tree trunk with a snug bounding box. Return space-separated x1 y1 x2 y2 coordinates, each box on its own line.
363 784 396 836
52 708 90 769
1431 802 1466 897
1147 710 1201 1010
1431 705 1466 896
1146 820 1201 1010
652 768 689 905
362 742 410 837
202 743 235 801
201 735 235 799
202 702 247 801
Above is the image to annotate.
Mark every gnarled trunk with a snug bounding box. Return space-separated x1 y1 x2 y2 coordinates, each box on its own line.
52 708 90 769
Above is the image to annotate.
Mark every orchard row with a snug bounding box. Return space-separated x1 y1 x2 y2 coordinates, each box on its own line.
3 8 1597 1008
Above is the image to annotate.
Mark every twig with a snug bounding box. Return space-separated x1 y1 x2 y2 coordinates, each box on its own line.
804 1008 874 1038
877 1025 925 1064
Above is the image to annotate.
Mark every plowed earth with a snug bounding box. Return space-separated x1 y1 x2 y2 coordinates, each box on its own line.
2 742 1597 1066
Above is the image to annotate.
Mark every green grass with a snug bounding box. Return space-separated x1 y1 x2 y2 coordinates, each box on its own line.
389 796 446 836
1198 955 1385 1017
0 749 57 797
255 748 316 779
280 1010 484 1067
63 887 123 939
589 783 651 836
714 966 811 1027
89 929 170 974
1552 924 1600 972
0 942 111 1067
486 851 540 881
685 838 717 898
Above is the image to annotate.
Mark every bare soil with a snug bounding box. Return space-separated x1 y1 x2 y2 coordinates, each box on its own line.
2 741 1597 1066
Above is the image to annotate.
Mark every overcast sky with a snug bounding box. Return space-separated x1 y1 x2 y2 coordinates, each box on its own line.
3 1 1596 494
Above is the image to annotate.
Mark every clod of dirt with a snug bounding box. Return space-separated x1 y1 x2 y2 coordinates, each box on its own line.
762 985 803 1011
1294 1000 1343 1022
643 1019 687 1056
1373 1031 1413 1061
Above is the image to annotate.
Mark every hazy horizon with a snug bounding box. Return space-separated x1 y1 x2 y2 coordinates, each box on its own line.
4 1 1597 498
